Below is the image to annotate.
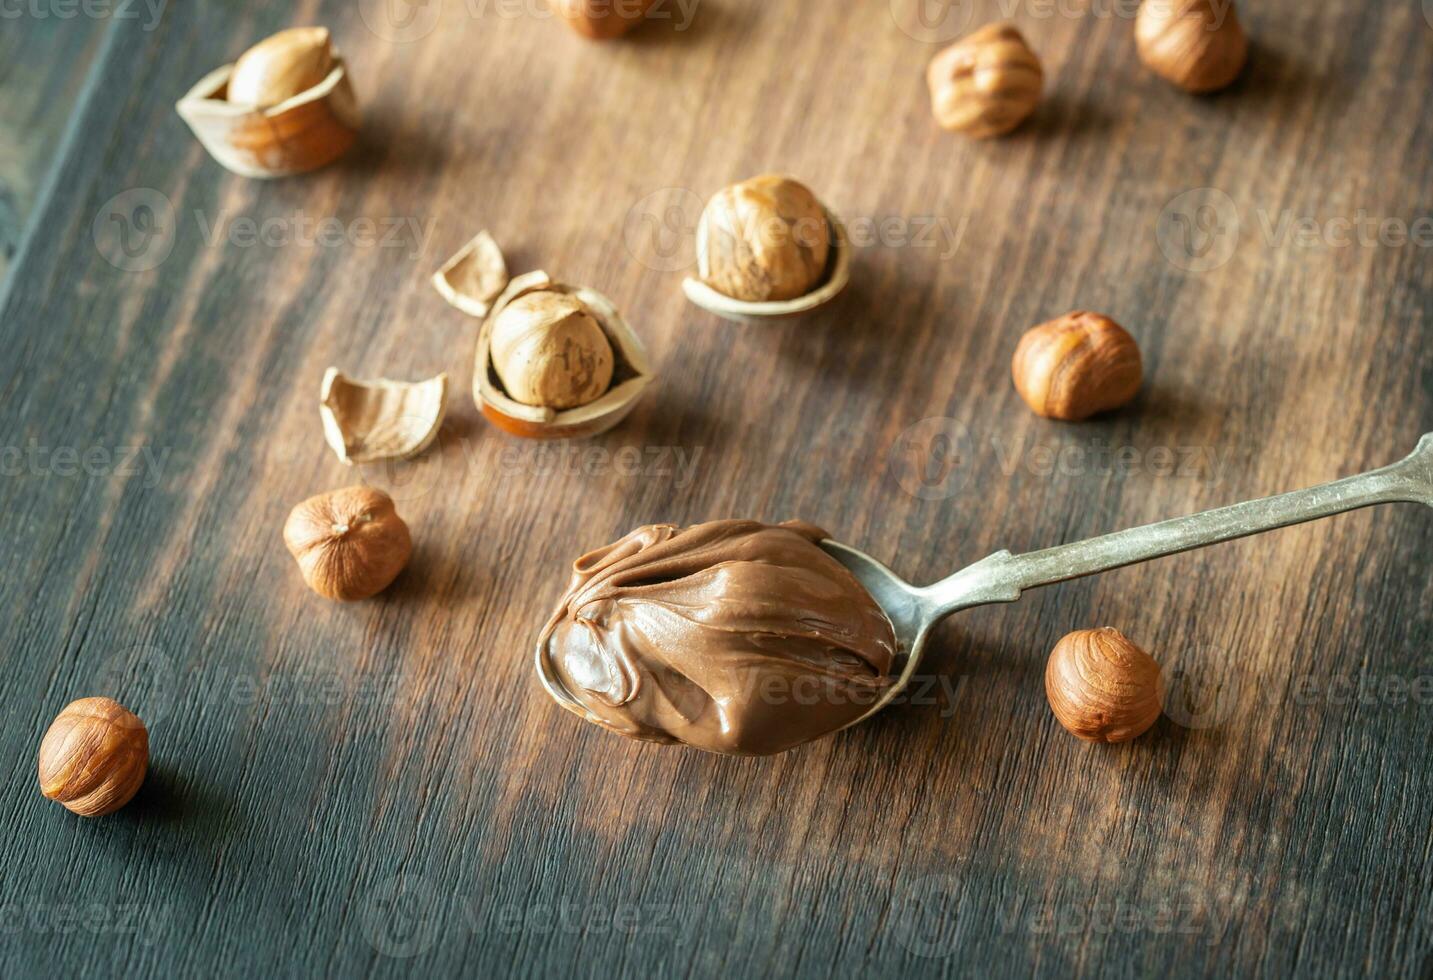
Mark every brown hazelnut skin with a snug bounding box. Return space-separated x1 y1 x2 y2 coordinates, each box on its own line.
927 23 1043 139
283 487 412 601
228 27 335 108
490 291 615 410
698 174 832 303
1045 628 1162 743
1135 0 1248 94
556 0 659 39
1012 312 1142 421
38 697 148 817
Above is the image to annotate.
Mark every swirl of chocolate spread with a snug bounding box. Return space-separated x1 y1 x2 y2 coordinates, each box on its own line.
537 519 897 755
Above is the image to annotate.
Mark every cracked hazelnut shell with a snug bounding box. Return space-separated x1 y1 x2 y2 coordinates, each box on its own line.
38 697 148 817
1045 628 1162 743
283 487 411 601
1012 312 1142 421
1136 0 1248 93
176 27 358 178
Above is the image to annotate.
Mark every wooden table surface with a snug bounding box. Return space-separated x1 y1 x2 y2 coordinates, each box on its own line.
2 1 1430 976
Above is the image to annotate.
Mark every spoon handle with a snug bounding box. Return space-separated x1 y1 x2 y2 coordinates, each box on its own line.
931 434 1432 614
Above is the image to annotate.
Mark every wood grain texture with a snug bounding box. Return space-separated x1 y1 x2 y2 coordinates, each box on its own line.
0 1 1429 976
0 15 107 281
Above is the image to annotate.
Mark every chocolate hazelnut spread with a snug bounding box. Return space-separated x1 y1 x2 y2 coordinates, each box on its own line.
537 520 897 756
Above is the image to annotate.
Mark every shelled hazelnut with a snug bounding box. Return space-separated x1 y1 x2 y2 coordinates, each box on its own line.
1045 628 1162 742
490 291 614 410
283 487 412 600
1136 0 1248 93
927 23 1043 139
697 175 832 303
1011 312 1142 421
38 697 148 817
475 272 653 439
228 27 335 107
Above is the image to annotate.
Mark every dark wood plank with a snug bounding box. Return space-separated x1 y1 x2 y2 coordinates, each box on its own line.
0 0 1429 976
0 16 108 281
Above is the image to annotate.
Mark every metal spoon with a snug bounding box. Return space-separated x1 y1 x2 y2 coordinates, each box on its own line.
818 434 1432 730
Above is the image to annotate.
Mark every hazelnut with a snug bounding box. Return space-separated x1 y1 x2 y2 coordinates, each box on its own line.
556 0 658 39
1011 312 1142 421
38 697 148 817
228 27 334 108
698 175 832 303
283 487 412 601
927 23 1043 139
490 290 615 410
475 272 653 439
1045 628 1162 743
1135 0 1248 93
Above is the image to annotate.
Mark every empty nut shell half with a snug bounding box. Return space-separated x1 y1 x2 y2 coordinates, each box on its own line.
475 271 653 439
432 230 510 318
320 369 448 465
176 46 358 178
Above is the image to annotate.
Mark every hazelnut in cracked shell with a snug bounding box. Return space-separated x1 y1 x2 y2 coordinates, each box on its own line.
698 175 832 303
538 520 897 755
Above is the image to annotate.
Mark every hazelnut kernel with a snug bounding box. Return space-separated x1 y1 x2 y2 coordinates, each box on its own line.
228 27 335 108
490 291 615 410
1135 0 1248 94
283 486 412 601
698 175 833 303
927 23 1044 139
38 697 148 817
1045 628 1162 743
1011 312 1142 421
